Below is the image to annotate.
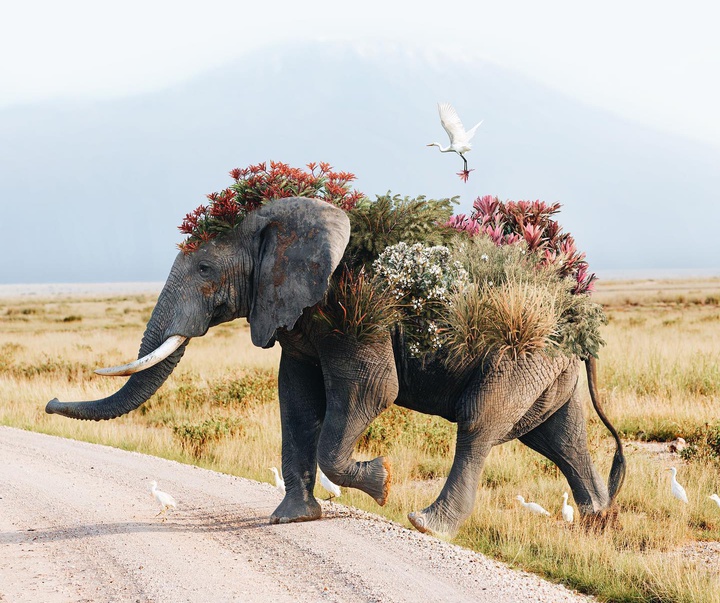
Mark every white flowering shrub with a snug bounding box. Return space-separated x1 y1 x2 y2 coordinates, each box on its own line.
373 242 468 356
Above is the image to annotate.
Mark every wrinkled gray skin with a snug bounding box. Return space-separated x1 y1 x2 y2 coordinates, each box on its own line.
47 197 625 536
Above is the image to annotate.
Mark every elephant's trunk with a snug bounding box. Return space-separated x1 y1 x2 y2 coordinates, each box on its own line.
46 301 188 421
585 357 626 501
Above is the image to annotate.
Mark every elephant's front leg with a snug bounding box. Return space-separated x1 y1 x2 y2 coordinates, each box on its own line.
270 352 326 524
408 423 492 537
316 335 399 506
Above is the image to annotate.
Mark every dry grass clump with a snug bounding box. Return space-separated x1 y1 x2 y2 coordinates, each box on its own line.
444 281 560 366
443 235 605 364
315 266 400 341
476 280 559 362
172 416 243 459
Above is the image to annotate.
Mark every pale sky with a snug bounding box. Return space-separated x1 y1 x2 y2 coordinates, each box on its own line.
2 0 720 147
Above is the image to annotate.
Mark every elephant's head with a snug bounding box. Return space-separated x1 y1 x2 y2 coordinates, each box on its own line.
46 197 350 420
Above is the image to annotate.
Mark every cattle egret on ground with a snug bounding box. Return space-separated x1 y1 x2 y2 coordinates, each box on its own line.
561 492 574 523
150 481 177 520
667 467 689 504
318 468 341 499
709 494 720 508
270 467 285 495
516 495 551 516
427 102 483 181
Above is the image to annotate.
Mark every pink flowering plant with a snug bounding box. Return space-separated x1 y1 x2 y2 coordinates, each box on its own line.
446 195 597 295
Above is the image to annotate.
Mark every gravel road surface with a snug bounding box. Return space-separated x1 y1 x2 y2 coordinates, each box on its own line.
0 426 592 602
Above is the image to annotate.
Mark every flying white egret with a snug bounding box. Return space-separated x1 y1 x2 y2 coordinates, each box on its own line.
427 102 483 180
709 494 720 508
667 467 689 504
561 492 574 523
270 467 285 495
318 468 341 499
150 480 177 520
516 495 551 516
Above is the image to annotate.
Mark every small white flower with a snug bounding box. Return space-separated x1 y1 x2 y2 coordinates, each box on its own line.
481 254 489 262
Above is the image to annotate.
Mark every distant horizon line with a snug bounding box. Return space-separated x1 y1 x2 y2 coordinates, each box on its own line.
1 268 720 299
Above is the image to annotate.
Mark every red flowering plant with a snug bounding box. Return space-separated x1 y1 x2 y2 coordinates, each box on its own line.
445 195 597 295
178 161 366 253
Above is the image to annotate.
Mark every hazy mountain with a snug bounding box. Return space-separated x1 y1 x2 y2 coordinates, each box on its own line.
2 42 718 284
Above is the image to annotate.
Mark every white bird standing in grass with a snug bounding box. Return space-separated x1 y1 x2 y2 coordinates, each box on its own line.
709 494 720 508
516 495 551 516
667 467 689 504
318 468 341 499
270 466 285 495
561 492 574 523
427 102 483 181
150 481 177 520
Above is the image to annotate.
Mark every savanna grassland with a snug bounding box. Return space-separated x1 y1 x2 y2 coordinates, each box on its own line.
1 278 720 602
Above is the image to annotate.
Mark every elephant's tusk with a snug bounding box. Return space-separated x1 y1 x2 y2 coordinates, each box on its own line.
95 335 187 377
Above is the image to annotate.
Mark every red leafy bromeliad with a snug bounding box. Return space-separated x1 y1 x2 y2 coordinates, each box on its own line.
446 195 597 295
178 161 366 253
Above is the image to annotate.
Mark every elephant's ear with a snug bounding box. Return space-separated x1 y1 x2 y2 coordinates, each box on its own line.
248 197 350 348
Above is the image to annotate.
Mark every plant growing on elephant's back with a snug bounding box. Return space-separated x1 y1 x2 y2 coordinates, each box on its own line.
178 161 366 253
444 197 607 363
344 193 457 270
314 266 401 342
373 242 469 356
447 195 597 294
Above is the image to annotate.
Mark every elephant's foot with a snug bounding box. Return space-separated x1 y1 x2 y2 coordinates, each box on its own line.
407 508 457 539
321 456 391 506
270 494 322 525
358 456 392 506
579 505 620 531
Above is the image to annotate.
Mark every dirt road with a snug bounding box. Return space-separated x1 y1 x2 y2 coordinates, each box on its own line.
0 427 591 602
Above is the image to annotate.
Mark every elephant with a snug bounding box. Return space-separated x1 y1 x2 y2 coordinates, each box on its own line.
46 196 625 537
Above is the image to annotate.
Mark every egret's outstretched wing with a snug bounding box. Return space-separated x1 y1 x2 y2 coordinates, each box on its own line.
438 102 467 144
465 120 484 140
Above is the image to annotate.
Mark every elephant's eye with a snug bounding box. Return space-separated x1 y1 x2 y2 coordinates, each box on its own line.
198 263 211 276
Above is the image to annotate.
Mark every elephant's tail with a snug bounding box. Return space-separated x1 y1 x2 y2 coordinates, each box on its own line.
585 357 626 502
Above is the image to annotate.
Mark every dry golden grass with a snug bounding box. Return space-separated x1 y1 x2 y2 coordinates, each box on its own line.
2 280 720 602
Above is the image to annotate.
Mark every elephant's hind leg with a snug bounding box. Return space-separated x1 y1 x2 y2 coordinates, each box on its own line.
408 423 492 538
519 388 610 519
270 352 325 525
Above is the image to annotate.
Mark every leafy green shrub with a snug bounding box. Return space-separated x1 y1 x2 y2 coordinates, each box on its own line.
345 193 456 269
411 459 448 480
680 423 720 464
172 417 243 459
6 354 94 382
357 406 454 455
211 369 277 408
